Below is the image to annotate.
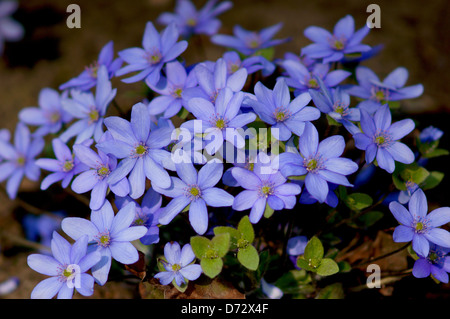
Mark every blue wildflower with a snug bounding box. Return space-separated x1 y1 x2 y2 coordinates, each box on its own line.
231 154 301 223
301 15 371 64
260 278 283 299
0 0 24 54
412 244 450 283
211 23 289 56
278 122 358 203
419 126 443 143
182 57 248 104
353 104 415 173
347 66 424 114
182 88 256 155
287 235 308 269
244 78 320 141
398 180 420 204
115 187 162 245
154 161 234 235
222 51 275 77
115 21 188 87
27 232 101 299
96 102 173 198
389 188 450 257
147 61 197 118
155 241 202 286
157 0 232 38
59 41 123 92
59 65 117 144
35 138 90 190
61 200 148 286
71 134 130 210
0 123 44 199
297 180 339 208
18 88 72 137
280 59 351 96
308 78 360 134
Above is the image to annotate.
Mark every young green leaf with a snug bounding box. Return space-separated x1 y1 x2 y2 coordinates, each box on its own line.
211 233 230 258
316 258 340 276
200 258 224 279
303 236 324 265
238 215 255 243
190 236 212 258
345 193 373 211
214 226 240 250
237 245 259 271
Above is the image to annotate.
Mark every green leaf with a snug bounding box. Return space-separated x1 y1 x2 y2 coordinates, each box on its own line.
263 202 275 218
422 171 444 190
392 173 407 191
190 236 211 259
211 233 230 258
172 278 189 293
296 258 315 271
338 261 352 273
345 193 373 211
200 258 224 278
303 236 324 266
177 107 190 120
326 114 341 126
214 226 240 250
316 258 339 276
238 215 255 243
423 148 449 159
316 283 344 299
237 245 259 271
253 47 275 61
275 269 314 295
411 166 430 184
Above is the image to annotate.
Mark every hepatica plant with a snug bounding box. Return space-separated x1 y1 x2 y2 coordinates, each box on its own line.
0 0 448 299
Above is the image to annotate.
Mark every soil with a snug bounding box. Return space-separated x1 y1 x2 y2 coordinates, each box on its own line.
0 0 449 299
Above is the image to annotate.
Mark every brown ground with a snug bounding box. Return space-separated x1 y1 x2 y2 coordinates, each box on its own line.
0 0 449 299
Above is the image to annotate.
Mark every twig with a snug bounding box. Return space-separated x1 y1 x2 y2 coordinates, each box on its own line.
353 243 410 268
0 229 51 253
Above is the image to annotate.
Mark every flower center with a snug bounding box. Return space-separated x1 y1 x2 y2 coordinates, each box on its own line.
48 111 61 124
16 155 26 166
58 264 80 284
62 160 74 172
329 36 346 51
185 184 202 200
333 102 349 117
304 156 323 173
171 263 181 271
259 184 274 197
134 143 149 157
413 216 429 234
97 165 110 179
273 107 291 122
247 34 261 49
230 63 240 73
209 114 228 130
172 87 183 99
373 131 392 148
95 231 111 247
371 86 390 102
88 109 99 123
147 50 162 65
86 61 99 78
306 77 319 89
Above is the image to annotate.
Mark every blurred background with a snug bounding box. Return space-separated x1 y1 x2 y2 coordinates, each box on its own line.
0 0 449 299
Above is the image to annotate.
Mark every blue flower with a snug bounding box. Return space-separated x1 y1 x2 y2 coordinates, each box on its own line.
278 122 358 203
59 41 123 92
244 78 320 141
0 123 44 199
280 59 351 96
222 50 275 77
211 23 289 56
308 78 360 135
347 66 424 114
115 21 188 87
260 278 283 299
61 200 148 286
0 0 24 54
231 153 301 224
147 61 197 118
96 102 173 198
154 161 234 235
389 188 450 257
157 0 232 38
287 235 308 269
27 232 101 299
353 104 415 173
35 138 90 190
301 15 371 64
182 88 256 155
71 134 130 210
419 126 443 143
59 65 117 144
297 180 339 208
18 88 72 137
182 57 248 104
115 187 162 245
155 241 202 286
412 244 450 283
398 180 420 204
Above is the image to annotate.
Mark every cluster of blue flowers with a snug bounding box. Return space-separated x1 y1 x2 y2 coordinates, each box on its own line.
0 0 448 298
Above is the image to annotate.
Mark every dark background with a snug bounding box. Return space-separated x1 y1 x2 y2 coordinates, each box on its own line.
0 0 449 299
